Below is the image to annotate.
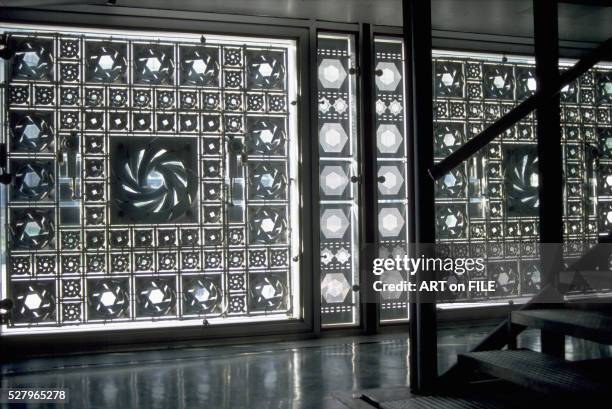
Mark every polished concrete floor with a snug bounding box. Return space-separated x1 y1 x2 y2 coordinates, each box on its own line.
1 326 611 409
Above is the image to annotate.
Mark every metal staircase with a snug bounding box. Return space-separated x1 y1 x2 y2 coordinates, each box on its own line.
452 307 612 405
458 349 612 397
335 307 612 407
334 0 612 407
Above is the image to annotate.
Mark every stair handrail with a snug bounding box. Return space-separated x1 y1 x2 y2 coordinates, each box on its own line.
429 35 612 180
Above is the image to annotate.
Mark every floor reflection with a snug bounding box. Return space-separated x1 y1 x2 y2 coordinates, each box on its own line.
2 326 612 409
1 336 409 409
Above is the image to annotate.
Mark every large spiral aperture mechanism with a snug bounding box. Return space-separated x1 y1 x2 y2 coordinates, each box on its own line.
111 140 197 223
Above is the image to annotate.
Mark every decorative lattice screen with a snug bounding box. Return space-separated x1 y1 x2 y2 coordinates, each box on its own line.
1 26 300 333
433 51 612 303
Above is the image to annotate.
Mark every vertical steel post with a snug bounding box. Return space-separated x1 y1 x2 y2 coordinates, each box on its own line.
360 23 380 335
310 22 322 335
403 0 438 393
534 0 565 357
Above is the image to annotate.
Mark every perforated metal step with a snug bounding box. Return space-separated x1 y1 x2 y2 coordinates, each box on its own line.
458 349 610 396
332 383 544 409
380 396 504 409
512 309 612 344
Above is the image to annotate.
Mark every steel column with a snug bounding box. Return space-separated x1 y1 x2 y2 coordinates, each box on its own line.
534 0 565 357
403 0 438 393
359 23 380 335
309 22 322 335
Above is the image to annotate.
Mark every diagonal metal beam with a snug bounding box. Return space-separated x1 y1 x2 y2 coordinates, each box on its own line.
430 34 612 181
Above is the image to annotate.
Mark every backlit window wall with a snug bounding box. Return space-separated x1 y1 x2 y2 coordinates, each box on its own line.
0 24 301 334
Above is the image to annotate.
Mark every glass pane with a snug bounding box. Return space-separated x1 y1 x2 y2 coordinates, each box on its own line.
317 33 360 327
374 37 410 323
563 64 602 266
432 50 612 305
1 25 301 334
433 52 540 305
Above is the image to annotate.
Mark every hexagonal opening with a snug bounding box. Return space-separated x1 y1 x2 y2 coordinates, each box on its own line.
441 72 454 87
98 54 115 70
380 131 397 147
23 51 41 68
260 284 276 299
100 291 117 307
24 293 43 310
191 59 208 74
194 286 211 302
443 173 457 188
148 288 165 304
445 214 458 228
24 220 42 237
380 68 395 85
493 75 506 89
23 123 42 141
145 57 162 72
325 214 343 233
260 218 276 233
259 129 274 144
382 214 399 231
258 63 274 77
527 77 537 92
497 272 509 286
323 65 340 82
443 132 456 147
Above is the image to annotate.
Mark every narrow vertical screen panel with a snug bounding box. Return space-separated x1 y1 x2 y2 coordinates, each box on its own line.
1 24 301 334
374 37 410 323
317 33 360 327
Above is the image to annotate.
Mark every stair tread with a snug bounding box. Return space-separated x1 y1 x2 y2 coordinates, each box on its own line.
333 383 545 409
512 309 612 343
458 350 610 395
380 396 504 409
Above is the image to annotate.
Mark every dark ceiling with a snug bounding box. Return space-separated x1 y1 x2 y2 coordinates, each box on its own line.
1 0 612 45
104 0 612 44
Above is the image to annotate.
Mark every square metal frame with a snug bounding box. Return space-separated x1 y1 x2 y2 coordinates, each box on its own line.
0 6 317 358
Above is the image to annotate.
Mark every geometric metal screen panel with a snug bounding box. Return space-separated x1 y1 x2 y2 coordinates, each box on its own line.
1 25 300 334
433 50 612 304
433 52 541 303
317 33 360 327
563 61 612 257
374 37 410 322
